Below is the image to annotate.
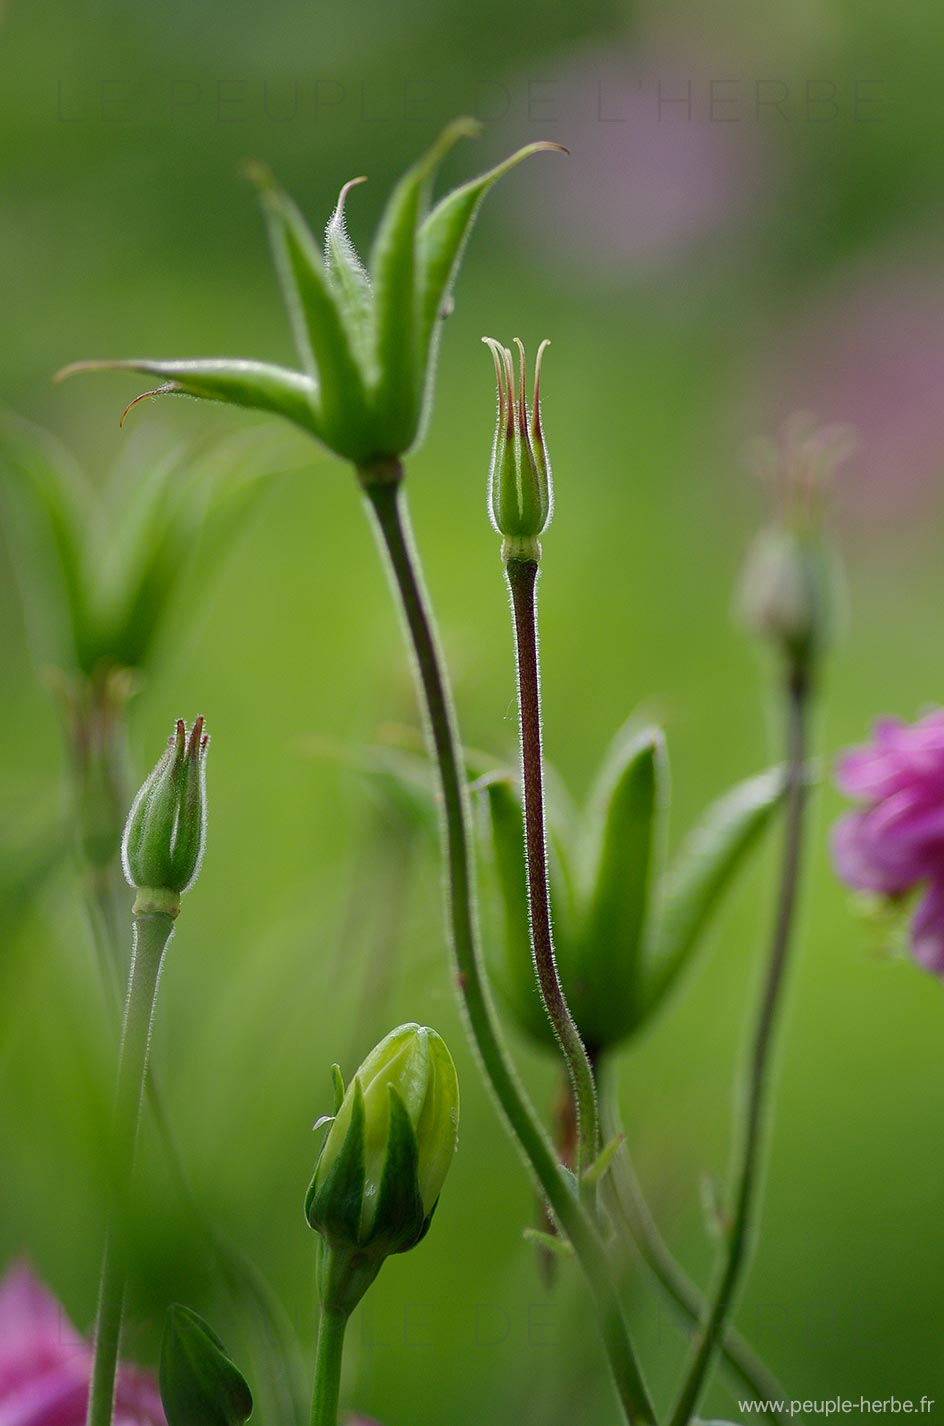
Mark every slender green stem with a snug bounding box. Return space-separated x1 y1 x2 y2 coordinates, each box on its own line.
78 730 309 1426
506 556 600 1186
310 1306 349 1426
86 911 174 1426
362 473 655 1426
598 1066 791 1426
668 667 811 1426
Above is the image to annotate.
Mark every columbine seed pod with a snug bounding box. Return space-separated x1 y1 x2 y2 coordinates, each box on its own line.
122 717 209 917
483 337 552 562
306 1024 459 1311
738 413 856 676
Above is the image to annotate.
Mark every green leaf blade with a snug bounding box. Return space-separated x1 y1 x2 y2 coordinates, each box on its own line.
248 169 374 458
57 357 323 438
643 765 788 1018
160 1304 253 1426
577 725 667 1051
369 118 478 454
417 141 566 377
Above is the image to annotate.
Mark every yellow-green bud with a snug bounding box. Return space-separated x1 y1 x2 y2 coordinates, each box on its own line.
483 337 552 560
306 1024 459 1288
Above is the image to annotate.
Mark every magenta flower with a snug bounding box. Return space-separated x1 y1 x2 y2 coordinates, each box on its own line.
833 711 944 974
0 1259 164 1426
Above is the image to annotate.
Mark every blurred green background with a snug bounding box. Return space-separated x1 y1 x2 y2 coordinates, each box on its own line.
2 0 944 1420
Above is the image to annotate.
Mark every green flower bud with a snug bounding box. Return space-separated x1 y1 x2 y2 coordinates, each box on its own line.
159 1304 253 1426
306 1024 459 1302
122 717 208 916
483 337 552 561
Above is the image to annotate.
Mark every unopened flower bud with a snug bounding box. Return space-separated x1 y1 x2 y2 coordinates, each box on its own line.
122 717 209 917
483 337 552 562
306 1024 459 1312
738 413 855 675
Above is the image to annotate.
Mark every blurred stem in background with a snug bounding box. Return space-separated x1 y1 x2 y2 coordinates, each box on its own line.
667 415 850 1422
88 907 175 1426
88 717 210 1426
668 666 810 1425
597 1067 790 1423
363 471 656 1426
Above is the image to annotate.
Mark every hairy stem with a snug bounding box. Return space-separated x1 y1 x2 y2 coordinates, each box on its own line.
506 556 600 1186
598 1066 790 1425
668 667 811 1426
86 911 173 1426
310 1306 349 1426
362 473 655 1426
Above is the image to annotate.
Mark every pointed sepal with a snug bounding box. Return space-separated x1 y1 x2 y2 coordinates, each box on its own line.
159 1304 253 1426
246 164 374 459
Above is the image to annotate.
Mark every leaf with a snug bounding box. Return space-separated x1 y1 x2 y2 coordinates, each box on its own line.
479 775 548 1044
522 1227 574 1259
56 357 322 438
476 767 580 1050
160 1304 253 1426
368 117 478 453
324 175 375 373
581 1133 625 1187
576 725 667 1051
417 141 566 379
247 166 372 456
641 766 787 1019
0 410 101 671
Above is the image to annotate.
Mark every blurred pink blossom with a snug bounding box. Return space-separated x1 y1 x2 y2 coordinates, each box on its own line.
833 710 944 975
0 1259 165 1426
763 256 944 522
504 42 774 278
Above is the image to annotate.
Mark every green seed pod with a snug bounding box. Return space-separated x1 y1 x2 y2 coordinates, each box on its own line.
122 717 208 915
483 337 552 561
739 524 835 672
306 1024 459 1295
738 413 855 676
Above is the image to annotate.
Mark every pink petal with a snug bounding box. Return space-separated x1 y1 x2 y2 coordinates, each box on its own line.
0 1263 87 1400
831 810 918 895
912 882 944 977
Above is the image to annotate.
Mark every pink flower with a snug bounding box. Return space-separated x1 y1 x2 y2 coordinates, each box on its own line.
833 711 944 974
0 1260 165 1426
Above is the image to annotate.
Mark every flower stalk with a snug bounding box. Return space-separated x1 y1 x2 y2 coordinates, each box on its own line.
668 665 811 1426
506 555 601 1188
310 1306 348 1426
87 719 209 1426
86 907 174 1426
362 472 655 1426
598 1067 790 1424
